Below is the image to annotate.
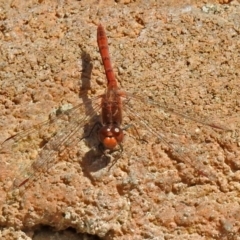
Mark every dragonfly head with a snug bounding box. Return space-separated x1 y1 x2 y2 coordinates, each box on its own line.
98 125 124 150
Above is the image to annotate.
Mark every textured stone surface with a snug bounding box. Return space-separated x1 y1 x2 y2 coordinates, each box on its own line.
0 0 239 239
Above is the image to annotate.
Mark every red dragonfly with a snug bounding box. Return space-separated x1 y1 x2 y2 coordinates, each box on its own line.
0 24 226 189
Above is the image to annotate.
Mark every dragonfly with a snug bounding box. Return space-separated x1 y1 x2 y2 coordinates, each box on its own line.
0 23 227 190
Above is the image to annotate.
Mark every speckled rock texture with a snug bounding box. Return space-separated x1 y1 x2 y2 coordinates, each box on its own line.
0 0 239 239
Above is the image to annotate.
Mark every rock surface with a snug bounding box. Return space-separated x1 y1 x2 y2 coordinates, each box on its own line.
0 0 239 239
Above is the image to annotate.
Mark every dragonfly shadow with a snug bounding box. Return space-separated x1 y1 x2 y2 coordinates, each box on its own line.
81 149 111 172
79 51 93 95
78 51 109 175
81 146 123 184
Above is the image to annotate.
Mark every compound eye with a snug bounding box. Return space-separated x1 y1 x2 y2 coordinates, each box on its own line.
112 127 124 144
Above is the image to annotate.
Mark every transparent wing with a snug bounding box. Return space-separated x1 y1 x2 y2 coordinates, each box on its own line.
0 87 228 190
0 95 102 189
125 92 229 131
122 91 228 181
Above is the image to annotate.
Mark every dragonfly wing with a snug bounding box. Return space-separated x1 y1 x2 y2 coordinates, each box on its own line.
123 95 218 181
124 91 229 131
1 95 102 189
